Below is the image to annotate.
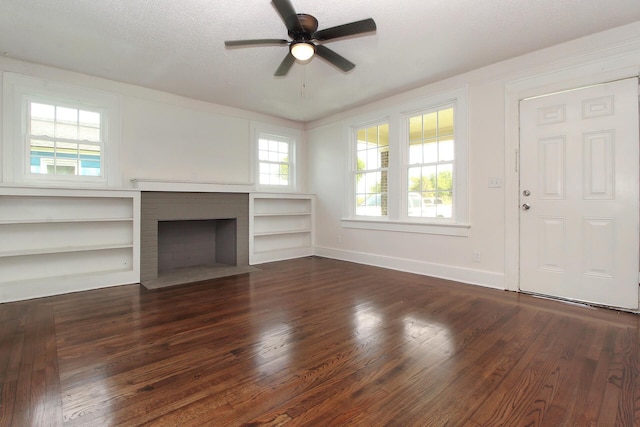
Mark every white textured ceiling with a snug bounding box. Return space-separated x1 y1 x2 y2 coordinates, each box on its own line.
1 1 640 122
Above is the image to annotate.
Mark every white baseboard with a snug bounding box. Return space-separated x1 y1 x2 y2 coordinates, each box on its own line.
314 246 505 290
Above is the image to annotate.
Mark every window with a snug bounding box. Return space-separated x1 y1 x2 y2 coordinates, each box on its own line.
355 123 389 216
345 87 468 236
27 100 103 178
407 105 454 219
2 72 121 187
252 122 300 192
258 134 293 187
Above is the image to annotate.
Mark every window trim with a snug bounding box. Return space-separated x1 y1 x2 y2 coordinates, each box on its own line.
2 72 121 187
343 86 469 236
252 121 301 193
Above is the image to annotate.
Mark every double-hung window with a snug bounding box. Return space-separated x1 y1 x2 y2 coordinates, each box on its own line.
354 123 389 217
258 133 293 187
27 100 104 178
3 72 120 187
347 86 468 235
407 105 454 219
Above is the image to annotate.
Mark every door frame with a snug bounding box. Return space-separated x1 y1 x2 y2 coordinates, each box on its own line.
504 54 640 306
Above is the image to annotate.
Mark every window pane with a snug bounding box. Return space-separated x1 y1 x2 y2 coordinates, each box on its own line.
409 116 422 142
79 144 101 176
79 110 100 127
409 142 422 164
436 164 453 191
56 122 78 139
438 108 454 137
78 125 100 142
378 123 389 147
439 138 454 161
56 106 77 124
423 139 437 163
31 118 55 137
31 103 54 120
423 112 437 139
30 139 53 174
53 163 77 175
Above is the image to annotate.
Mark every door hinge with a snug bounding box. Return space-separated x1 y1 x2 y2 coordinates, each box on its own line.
515 148 519 173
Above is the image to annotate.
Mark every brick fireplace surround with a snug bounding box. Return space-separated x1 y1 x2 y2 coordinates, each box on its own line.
140 192 250 287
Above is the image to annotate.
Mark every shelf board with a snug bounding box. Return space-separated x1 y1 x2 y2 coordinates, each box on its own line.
253 212 311 217
253 246 313 255
253 229 311 237
0 243 134 258
0 217 134 225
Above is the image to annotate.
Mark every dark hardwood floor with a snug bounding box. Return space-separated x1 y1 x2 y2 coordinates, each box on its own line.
1 256 639 426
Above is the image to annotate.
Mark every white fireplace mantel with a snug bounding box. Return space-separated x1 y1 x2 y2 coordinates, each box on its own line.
131 179 255 193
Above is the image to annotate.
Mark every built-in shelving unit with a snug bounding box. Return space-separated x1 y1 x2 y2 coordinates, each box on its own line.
249 193 314 264
0 187 140 302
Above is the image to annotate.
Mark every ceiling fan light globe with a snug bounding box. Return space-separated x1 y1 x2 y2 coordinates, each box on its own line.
291 42 315 61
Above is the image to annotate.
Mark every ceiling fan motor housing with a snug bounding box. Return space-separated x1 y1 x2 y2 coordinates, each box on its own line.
288 14 318 41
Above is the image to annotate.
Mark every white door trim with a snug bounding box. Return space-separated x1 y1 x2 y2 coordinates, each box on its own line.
504 53 640 298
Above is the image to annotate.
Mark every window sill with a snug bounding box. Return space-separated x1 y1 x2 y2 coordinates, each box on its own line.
341 218 470 237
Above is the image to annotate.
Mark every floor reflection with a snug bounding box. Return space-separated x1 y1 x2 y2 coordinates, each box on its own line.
402 315 453 358
353 303 383 345
255 323 292 376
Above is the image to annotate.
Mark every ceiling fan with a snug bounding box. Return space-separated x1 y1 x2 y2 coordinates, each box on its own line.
224 0 377 76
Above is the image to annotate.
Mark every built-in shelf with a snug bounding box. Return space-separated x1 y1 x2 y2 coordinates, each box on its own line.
0 243 134 258
253 229 311 237
0 217 133 225
249 193 314 264
0 187 140 303
253 212 310 217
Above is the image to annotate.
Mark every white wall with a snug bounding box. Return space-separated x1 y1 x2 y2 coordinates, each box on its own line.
307 21 640 290
0 57 304 190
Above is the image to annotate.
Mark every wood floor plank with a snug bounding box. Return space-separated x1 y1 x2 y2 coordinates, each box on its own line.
0 256 639 426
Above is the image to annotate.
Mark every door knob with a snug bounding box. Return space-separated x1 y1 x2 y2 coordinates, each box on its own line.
522 190 531 196
522 203 531 210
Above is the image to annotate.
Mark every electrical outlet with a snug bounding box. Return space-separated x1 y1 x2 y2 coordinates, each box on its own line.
473 251 481 262
488 177 503 188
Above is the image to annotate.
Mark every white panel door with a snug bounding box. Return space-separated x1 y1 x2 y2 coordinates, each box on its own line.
519 78 639 309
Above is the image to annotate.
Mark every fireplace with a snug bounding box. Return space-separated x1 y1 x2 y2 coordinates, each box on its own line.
157 219 237 273
140 192 251 288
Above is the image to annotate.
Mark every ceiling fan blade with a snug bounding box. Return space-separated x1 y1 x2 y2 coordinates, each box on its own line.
272 0 303 32
274 52 296 76
225 39 289 47
314 18 377 41
315 45 355 72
